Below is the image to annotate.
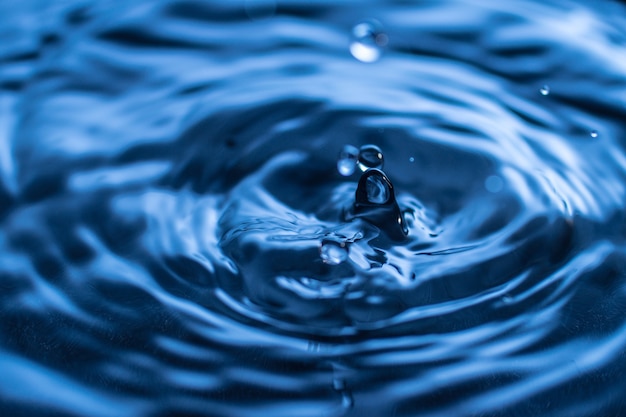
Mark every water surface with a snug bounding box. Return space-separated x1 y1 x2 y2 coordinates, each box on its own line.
1 0 626 416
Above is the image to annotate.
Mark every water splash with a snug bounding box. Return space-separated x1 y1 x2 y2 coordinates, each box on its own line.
365 174 390 204
320 240 348 265
352 167 408 241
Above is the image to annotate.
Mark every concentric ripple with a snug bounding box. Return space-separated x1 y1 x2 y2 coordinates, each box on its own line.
1 0 626 416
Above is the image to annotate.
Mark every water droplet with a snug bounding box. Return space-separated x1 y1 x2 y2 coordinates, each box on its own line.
365 175 390 204
409 157 415 163
349 20 387 63
357 144 384 172
590 130 599 138
337 145 359 176
320 240 348 265
539 85 550 96
485 175 504 193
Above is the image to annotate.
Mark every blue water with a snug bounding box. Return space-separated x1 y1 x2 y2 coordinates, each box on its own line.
2 0 626 416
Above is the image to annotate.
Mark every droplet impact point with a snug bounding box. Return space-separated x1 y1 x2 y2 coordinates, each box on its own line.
590 130 599 138
353 168 408 241
539 85 550 96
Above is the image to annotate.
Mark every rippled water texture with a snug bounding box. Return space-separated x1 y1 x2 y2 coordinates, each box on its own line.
2 0 626 416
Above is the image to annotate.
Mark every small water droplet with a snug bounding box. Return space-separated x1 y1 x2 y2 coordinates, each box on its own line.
337 145 359 176
485 175 504 193
409 157 415 163
320 240 348 265
365 175 390 204
590 130 599 138
357 144 384 172
539 85 550 96
349 20 387 63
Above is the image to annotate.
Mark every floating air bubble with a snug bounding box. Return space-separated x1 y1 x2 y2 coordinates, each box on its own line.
350 20 388 63
357 144 384 172
337 145 359 176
